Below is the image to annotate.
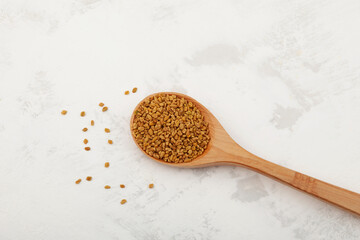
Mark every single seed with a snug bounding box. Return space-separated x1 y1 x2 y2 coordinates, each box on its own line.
125 90 130 95
105 128 110 133
61 110 67 115
102 106 108 112
91 120 94 126
132 87 138 93
108 139 113 144
85 147 91 151
83 139 88 144
104 162 110 168
99 102 104 107
149 183 154 189
120 199 127 205
83 128 88 132
75 179 81 184
80 111 85 117
104 185 111 189
120 184 125 188
86 176 92 181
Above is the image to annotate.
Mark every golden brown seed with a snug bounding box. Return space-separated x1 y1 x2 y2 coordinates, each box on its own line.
120 199 127 205
108 140 113 144
104 162 110 168
75 179 81 184
132 87 138 93
104 185 111 189
80 111 85 117
149 183 154 189
125 90 130 95
83 139 88 144
91 120 94 126
102 106 108 112
104 128 110 133
84 147 91 151
132 94 210 163
61 110 67 115
99 102 104 107
86 176 92 181
120 184 125 188
82 128 88 132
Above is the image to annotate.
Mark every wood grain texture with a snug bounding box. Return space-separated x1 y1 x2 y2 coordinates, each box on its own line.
130 92 360 215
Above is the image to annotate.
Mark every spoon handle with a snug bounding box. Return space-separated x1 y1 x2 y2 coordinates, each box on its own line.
230 149 360 215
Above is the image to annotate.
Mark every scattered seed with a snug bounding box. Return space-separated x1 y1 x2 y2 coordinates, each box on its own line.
75 179 81 184
132 87 138 93
102 106 108 112
83 139 88 144
104 162 110 168
61 110 67 115
91 120 94 126
85 147 91 151
132 93 210 163
99 102 104 107
104 185 111 189
149 183 154 189
120 199 127 205
120 184 125 188
105 128 110 133
82 128 88 132
125 90 130 95
86 176 92 181
108 139 113 144
80 111 86 117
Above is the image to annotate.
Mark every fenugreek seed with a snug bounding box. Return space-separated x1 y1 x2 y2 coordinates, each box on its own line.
105 128 110 133
82 128 88 132
80 111 85 117
120 199 127 205
85 147 91 151
108 140 113 144
125 90 130 95
75 179 81 184
104 185 111 189
104 162 110 168
132 94 210 163
99 102 104 107
132 87 138 93
83 139 88 144
86 176 92 181
149 183 154 189
120 184 125 188
61 110 67 115
91 120 94 126
102 106 108 112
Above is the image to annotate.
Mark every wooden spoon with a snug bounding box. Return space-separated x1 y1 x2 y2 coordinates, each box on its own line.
130 92 360 215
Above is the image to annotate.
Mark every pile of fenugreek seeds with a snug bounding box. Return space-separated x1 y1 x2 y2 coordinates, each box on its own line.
132 93 210 163
61 87 155 205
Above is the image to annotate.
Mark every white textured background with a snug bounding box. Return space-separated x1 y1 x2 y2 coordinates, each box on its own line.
0 0 360 239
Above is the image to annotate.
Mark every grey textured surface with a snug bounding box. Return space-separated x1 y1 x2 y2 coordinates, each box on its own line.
0 0 360 239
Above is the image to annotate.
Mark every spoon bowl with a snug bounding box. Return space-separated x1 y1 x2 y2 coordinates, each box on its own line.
130 92 360 215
